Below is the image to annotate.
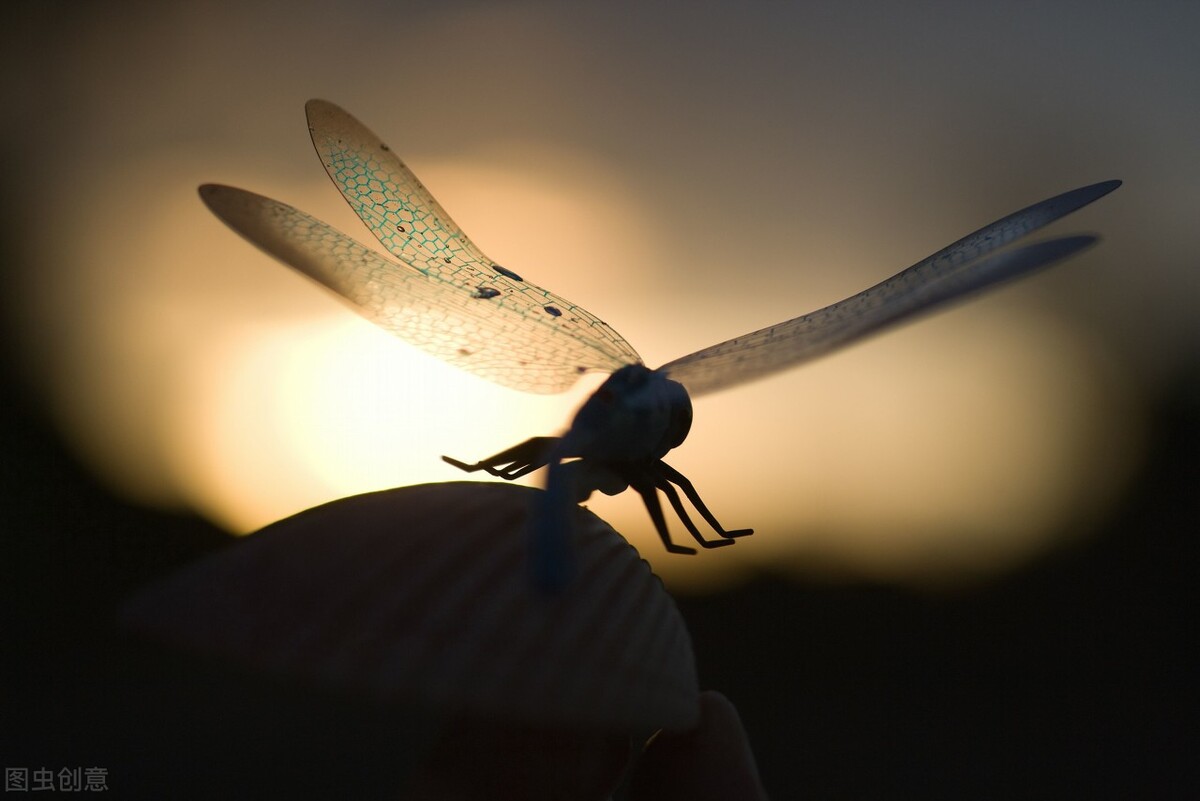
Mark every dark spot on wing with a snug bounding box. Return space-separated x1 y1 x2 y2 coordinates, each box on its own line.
543 306 562 317
458 348 472 356
492 264 523 281
472 287 501 299
444 257 452 264
575 366 587 374
396 224 405 232
381 143 390 151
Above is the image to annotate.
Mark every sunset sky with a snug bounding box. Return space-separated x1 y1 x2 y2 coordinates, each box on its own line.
3 1 1197 588
5 3 1199 797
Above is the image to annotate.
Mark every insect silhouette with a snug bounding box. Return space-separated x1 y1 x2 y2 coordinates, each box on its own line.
201 100 1119 588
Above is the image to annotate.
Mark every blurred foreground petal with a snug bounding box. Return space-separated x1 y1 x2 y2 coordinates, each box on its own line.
122 481 699 732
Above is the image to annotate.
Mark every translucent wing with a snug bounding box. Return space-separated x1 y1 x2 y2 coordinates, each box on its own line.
200 184 635 394
659 181 1120 397
305 99 492 279
303 99 641 381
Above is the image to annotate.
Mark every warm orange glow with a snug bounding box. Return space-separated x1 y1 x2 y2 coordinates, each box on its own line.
26 100 1142 591
167 314 593 533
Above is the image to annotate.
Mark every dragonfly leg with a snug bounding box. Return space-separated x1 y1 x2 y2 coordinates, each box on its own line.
440 456 540 481
627 471 696 556
653 475 736 549
442 436 560 481
658 461 753 539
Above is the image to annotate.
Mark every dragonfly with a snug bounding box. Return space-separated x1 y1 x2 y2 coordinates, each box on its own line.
201 99 1120 589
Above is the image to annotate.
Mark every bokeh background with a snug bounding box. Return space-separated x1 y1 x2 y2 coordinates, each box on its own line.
3 1 1197 797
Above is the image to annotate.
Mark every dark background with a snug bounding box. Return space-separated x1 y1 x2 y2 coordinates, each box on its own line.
4 2 1199 797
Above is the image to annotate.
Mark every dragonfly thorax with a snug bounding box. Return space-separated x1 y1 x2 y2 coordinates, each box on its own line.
562 364 693 466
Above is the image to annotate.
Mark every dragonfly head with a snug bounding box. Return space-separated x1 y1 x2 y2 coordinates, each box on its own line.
562 364 693 464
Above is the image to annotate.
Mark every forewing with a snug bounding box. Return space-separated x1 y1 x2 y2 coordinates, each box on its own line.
200 184 634 394
304 99 641 375
659 181 1120 396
